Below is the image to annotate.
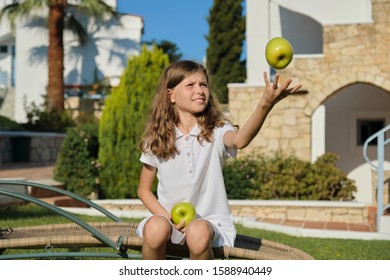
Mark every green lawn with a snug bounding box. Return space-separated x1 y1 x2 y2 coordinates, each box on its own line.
1 204 390 260
236 224 390 260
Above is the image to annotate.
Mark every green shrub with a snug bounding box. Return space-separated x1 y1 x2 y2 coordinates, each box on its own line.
223 156 260 199
309 153 356 200
98 45 169 198
255 153 314 200
54 123 100 196
224 152 357 201
22 101 75 132
0 115 22 130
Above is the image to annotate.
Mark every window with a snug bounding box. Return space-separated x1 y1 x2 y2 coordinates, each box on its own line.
356 119 385 145
280 7 323 55
0 45 8 54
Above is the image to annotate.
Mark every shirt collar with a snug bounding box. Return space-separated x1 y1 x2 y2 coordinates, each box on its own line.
176 125 200 139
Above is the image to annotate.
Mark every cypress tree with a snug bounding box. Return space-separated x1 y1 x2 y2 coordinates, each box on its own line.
206 0 246 103
98 45 169 198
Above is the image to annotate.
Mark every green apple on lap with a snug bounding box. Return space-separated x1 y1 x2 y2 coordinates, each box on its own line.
171 202 196 227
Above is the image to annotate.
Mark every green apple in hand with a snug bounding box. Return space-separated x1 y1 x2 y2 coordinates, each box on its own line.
171 202 196 227
265 37 294 69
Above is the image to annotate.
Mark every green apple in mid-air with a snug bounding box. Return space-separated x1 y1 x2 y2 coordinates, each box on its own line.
171 202 196 227
265 37 294 69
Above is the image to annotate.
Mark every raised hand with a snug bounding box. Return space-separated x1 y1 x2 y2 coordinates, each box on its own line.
262 71 302 106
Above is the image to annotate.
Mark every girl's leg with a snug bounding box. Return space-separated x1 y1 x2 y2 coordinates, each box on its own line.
185 219 214 260
142 215 172 259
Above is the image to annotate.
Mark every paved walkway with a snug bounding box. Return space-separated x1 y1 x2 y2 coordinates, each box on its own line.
1 162 387 240
0 162 55 181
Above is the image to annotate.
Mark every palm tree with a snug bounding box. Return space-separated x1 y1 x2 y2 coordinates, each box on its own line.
0 0 115 113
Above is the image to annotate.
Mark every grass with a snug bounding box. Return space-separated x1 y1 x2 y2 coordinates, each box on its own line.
236 224 390 260
1 204 390 260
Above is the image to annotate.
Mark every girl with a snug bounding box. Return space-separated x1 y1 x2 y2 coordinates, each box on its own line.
136 60 302 259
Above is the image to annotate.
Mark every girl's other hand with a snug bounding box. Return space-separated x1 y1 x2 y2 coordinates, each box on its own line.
173 219 186 232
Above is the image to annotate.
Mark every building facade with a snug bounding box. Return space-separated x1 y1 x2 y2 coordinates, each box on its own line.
229 0 390 204
0 0 143 122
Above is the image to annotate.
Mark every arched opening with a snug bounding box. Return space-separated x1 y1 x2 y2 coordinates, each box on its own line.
312 82 390 202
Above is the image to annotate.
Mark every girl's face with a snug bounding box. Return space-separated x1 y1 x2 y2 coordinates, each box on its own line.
169 71 210 116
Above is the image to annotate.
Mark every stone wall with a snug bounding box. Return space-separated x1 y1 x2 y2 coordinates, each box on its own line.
96 199 375 225
0 131 65 164
228 0 390 161
371 170 390 205
228 84 311 159
228 200 374 224
65 96 104 119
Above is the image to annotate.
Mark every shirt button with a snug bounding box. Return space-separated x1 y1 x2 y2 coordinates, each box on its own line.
185 136 189 141
187 152 191 157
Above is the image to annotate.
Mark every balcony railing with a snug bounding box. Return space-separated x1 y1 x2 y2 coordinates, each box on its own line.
64 84 111 100
363 124 390 231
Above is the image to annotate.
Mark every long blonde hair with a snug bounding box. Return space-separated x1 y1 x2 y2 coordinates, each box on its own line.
139 60 229 160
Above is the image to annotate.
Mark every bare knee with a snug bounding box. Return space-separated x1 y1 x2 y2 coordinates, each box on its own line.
143 215 171 249
185 220 213 257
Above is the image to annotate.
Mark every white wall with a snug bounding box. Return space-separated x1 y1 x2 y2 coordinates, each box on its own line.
311 105 325 162
63 14 143 85
246 0 269 85
104 0 117 9
274 0 372 25
0 6 13 89
0 0 13 8
15 16 48 121
68 0 117 9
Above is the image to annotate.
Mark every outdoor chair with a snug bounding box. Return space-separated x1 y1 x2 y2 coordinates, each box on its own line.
0 180 314 260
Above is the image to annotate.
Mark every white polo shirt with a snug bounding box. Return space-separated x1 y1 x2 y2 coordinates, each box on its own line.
137 123 237 247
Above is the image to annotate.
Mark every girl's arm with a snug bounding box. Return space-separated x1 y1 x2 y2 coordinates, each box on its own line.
137 164 170 218
224 72 302 149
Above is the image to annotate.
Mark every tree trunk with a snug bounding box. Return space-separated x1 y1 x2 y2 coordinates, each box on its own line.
47 0 66 113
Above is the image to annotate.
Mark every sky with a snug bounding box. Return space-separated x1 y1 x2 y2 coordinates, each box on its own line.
117 0 213 62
